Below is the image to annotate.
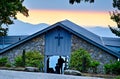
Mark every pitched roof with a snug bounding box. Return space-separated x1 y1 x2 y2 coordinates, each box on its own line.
0 20 120 58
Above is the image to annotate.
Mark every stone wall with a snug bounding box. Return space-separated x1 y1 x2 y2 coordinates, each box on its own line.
0 35 45 63
71 35 117 73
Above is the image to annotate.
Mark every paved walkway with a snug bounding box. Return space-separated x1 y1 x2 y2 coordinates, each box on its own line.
0 70 104 79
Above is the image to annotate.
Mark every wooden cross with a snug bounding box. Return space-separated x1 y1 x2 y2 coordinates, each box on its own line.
55 33 63 46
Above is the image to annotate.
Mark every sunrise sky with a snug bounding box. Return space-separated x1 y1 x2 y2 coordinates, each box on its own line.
17 0 117 27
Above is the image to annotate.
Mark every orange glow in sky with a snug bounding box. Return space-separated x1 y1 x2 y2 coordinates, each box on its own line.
17 9 116 27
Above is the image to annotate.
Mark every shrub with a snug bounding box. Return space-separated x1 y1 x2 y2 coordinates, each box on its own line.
0 57 8 67
90 60 100 73
104 61 120 75
69 48 91 72
14 55 23 67
5 62 12 67
69 48 100 73
25 51 44 68
114 76 120 79
14 50 44 69
112 61 120 75
104 63 112 74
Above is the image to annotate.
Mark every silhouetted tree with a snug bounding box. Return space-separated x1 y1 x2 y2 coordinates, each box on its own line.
0 28 8 36
109 0 120 37
0 0 28 36
113 0 120 10
69 0 94 4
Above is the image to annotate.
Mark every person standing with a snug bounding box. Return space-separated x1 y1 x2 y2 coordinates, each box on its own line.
47 58 49 73
58 56 64 74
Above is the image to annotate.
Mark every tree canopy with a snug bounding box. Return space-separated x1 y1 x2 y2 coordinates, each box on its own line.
109 11 120 36
113 0 120 10
0 0 28 36
69 0 94 4
109 0 120 36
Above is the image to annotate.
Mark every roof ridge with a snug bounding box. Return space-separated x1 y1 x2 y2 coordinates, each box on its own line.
100 37 105 46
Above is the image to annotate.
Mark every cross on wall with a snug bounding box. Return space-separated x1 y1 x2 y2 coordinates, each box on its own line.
55 33 63 46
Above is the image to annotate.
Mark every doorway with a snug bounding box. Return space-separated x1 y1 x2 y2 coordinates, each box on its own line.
47 55 69 74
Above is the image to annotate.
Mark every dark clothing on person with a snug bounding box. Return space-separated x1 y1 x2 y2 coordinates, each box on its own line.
58 56 64 74
48 68 54 73
55 63 60 74
47 58 49 73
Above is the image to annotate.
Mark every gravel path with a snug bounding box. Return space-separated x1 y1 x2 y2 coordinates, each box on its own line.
0 70 104 79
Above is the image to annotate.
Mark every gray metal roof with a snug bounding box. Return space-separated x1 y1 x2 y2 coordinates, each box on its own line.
60 20 103 45
101 37 120 54
0 20 120 58
102 37 120 47
0 36 28 44
0 36 28 49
